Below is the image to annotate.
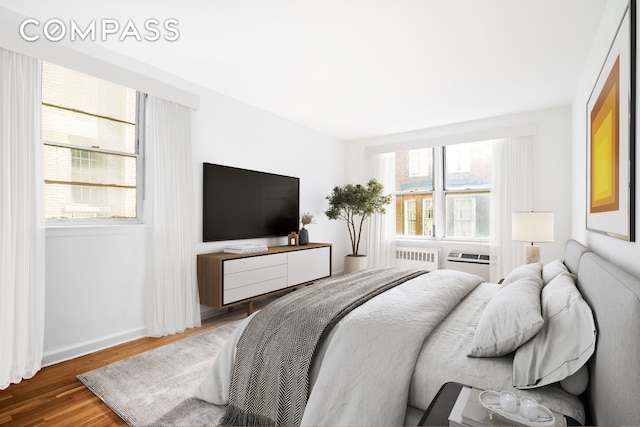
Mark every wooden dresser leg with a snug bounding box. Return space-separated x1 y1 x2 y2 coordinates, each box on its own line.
246 302 254 316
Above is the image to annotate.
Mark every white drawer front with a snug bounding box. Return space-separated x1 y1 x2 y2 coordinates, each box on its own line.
288 246 331 286
224 264 288 290
224 252 287 275
223 277 289 304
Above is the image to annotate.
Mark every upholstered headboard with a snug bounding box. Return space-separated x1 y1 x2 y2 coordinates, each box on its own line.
563 239 640 425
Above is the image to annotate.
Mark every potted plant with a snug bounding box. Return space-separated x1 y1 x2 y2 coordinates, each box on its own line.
325 178 392 273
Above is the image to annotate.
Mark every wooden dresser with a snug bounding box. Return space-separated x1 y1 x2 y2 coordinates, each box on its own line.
197 242 332 314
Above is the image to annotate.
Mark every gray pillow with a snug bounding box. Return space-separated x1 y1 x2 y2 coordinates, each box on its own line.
469 276 544 357
560 365 589 395
502 262 543 286
513 273 596 389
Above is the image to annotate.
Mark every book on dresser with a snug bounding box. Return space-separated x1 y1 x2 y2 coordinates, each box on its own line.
223 243 268 254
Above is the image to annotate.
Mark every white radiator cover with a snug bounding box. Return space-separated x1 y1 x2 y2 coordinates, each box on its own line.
394 247 440 271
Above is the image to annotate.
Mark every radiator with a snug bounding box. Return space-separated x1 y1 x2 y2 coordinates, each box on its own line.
395 247 440 271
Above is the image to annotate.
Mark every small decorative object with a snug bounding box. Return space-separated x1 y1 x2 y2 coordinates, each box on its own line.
499 390 517 413
299 212 314 245
479 390 555 426
325 179 392 273
287 232 299 246
520 396 538 421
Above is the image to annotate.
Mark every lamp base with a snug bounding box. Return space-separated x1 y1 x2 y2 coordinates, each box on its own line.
524 245 541 264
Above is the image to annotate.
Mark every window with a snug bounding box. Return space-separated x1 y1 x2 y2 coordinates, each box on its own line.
395 148 434 236
395 140 493 240
42 62 141 220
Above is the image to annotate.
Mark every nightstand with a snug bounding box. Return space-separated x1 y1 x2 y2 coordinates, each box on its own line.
417 382 581 426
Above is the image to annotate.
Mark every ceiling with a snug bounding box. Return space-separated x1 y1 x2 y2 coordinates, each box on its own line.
0 0 608 140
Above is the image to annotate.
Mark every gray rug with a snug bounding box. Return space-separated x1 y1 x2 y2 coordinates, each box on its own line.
77 320 241 426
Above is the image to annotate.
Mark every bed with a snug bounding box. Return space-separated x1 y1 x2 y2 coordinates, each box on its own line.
195 239 640 426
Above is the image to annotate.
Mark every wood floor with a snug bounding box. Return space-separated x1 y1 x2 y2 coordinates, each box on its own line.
0 306 252 426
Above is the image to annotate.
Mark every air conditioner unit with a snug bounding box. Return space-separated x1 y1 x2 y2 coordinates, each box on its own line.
447 251 490 265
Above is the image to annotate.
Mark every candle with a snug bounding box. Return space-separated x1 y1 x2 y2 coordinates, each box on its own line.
499 390 517 413
520 396 538 421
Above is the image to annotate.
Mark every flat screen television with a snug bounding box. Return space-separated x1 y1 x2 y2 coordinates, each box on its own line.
203 163 300 242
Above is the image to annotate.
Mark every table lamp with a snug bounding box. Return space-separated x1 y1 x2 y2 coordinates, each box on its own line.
512 211 554 264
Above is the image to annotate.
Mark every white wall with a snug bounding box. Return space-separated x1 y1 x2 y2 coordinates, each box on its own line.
43 226 147 366
571 0 640 277
344 106 574 279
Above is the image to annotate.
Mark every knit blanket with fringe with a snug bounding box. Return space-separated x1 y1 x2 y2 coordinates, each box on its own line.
219 267 427 426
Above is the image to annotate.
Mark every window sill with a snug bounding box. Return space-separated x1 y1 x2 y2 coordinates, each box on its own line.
46 222 146 238
395 236 489 246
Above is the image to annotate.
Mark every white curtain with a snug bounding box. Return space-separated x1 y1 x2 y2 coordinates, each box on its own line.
367 152 396 268
145 95 200 337
490 136 533 282
0 49 45 389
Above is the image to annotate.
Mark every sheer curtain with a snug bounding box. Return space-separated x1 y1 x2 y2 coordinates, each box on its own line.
367 152 396 268
144 95 200 337
490 136 533 282
0 49 45 389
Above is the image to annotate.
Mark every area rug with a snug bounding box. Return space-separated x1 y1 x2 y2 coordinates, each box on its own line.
77 320 242 426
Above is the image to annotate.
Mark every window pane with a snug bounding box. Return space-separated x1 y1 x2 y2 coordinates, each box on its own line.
44 145 137 219
395 148 433 192
42 62 136 124
396 193 433 236
445 140 493 189
44 183 136 219
42 105 136 153
445 192 490 239
42 61 140 221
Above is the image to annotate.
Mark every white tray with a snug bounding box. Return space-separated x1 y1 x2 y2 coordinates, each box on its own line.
478 390 556 427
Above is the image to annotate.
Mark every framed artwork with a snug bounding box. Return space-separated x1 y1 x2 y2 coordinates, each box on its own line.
586 2 636 241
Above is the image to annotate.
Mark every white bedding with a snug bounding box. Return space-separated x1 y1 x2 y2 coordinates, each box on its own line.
409 282 585 424
196 270 585 426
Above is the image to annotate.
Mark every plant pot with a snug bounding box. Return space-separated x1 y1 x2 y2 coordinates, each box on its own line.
344 254 368 274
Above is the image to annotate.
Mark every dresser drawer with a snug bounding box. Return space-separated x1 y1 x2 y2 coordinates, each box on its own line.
223 252 287 274
223 276 289 304
224 264 288 290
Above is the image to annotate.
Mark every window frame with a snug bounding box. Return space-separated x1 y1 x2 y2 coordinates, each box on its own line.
41 65 145 226
394 142 492 242
441 142 491 241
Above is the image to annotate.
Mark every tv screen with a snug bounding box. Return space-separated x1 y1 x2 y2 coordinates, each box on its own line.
203 163 300 242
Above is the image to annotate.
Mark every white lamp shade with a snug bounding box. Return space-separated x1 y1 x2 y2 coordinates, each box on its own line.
512 211 554 243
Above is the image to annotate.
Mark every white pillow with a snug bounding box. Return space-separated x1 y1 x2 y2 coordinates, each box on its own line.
542 259 571 285
502 262 543 286
469 276 544 357
513 273 596 389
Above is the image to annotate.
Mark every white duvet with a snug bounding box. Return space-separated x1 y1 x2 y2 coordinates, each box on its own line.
195 269 483 426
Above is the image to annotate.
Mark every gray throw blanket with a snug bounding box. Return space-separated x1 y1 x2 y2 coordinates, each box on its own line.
219 267 427 426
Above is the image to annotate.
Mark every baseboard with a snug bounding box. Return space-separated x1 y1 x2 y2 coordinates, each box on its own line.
42 326 147 367
42 308 227 367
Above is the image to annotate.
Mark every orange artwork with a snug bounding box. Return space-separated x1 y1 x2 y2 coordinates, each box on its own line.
590 56 620 214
